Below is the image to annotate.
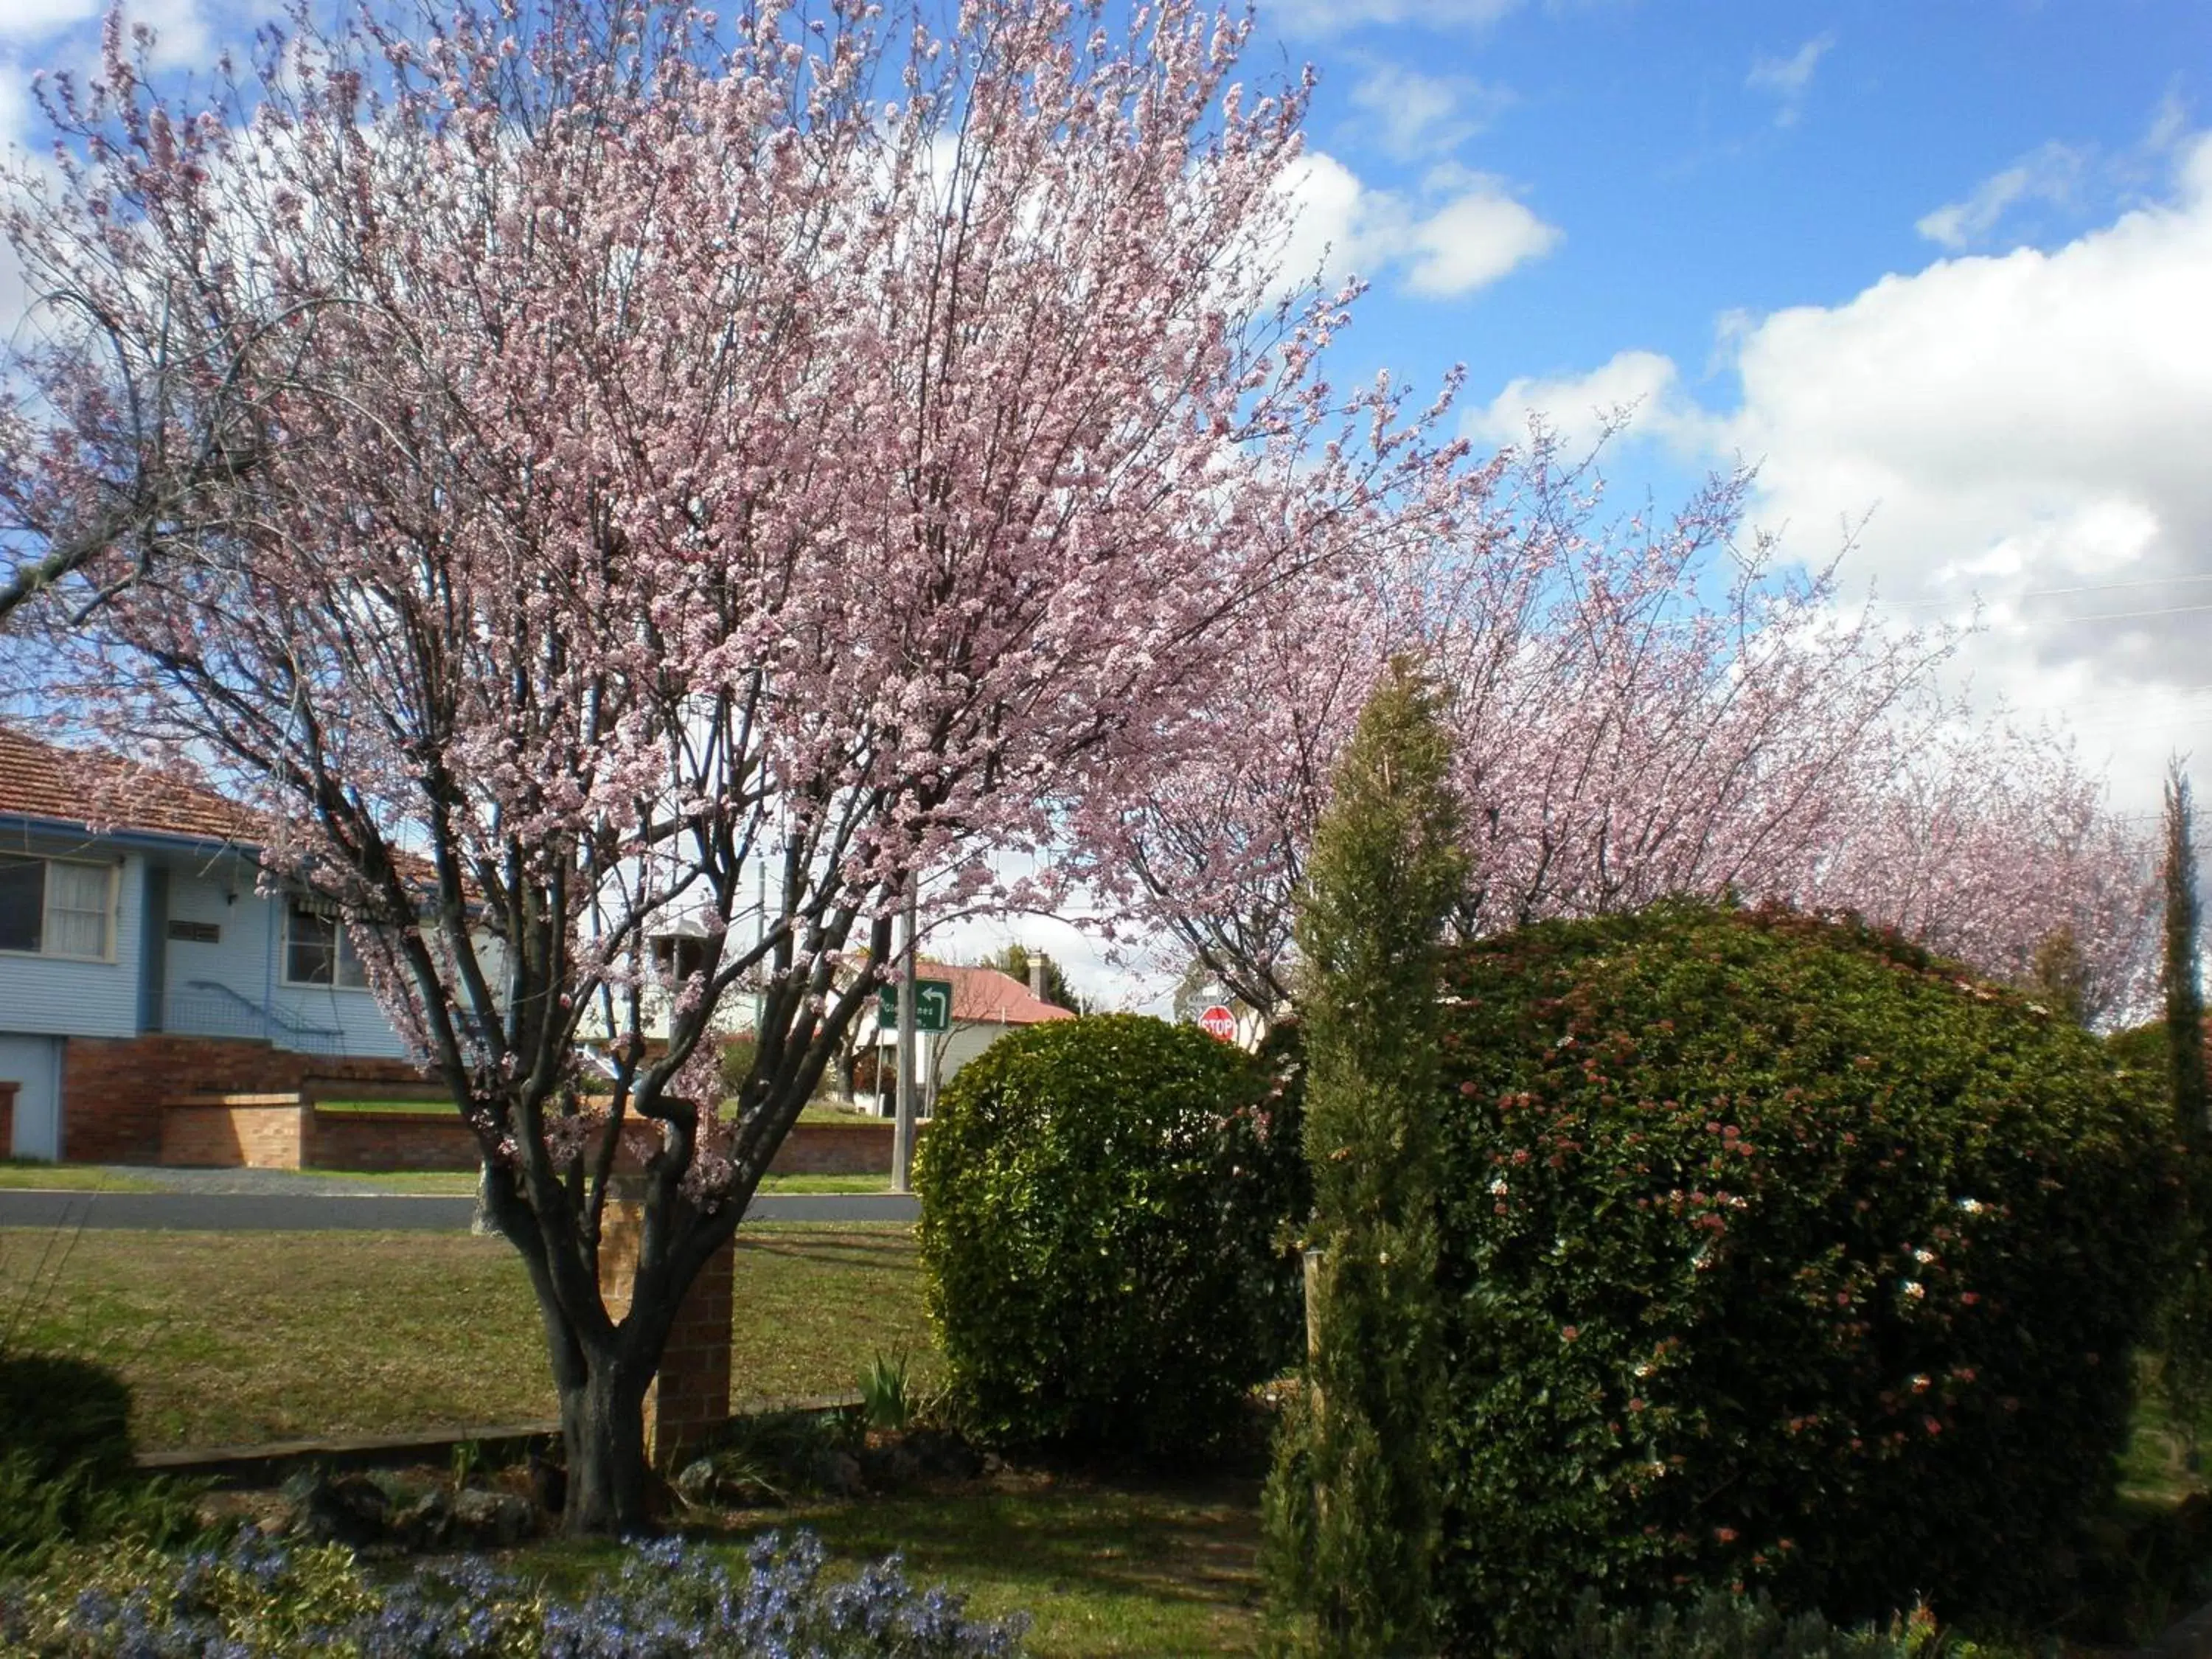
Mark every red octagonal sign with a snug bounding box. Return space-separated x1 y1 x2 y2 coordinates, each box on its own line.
1197 1004 1237 1043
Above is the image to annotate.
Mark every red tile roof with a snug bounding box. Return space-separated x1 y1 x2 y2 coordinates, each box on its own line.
923 961 1078 1026
0 726 268 848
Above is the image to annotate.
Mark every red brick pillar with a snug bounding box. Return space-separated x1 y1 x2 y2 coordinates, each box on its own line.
595 1192 734 1469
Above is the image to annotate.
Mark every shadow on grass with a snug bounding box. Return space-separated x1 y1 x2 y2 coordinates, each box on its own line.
785 1474 1262 1615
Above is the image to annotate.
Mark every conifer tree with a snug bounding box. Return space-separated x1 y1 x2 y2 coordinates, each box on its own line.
2167 763 2208 1154
2158 759 2212 1467
1262 661 1464 1658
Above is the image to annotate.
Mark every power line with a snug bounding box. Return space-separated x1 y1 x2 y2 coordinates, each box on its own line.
1885 573 2212 611
2042 602 2212 625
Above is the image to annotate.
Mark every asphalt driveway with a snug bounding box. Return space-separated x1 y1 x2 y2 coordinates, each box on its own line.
0 1187 917 1231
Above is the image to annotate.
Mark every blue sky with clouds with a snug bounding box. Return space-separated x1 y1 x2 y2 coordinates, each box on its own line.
2 0 2208 1002
1250 0 2212 819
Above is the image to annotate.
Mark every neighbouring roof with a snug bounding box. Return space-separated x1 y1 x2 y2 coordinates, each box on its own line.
925 961 1078 1026
0 724 268 850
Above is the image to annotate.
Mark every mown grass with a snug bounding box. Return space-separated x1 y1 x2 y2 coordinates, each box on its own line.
0 1223 931 1450
787 1477 1263 1656
287 1169 888 1194
0 1163 162 1192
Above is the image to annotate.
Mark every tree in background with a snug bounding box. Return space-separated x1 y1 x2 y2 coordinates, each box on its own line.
981 944 1088 1015
1113 431 2157 1029
2028 926 2093 1025
2157 760 2212 1465
0 0 1458 1533
1262 661 1464 1657
2167 763 2208 1154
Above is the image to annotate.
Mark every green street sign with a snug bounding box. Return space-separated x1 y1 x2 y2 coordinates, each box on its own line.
879 977 954 1035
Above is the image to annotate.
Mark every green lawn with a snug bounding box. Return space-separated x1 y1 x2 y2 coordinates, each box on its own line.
0 1222 931 1450
311 1097 451 1116
0 1162 162 1192
789 1478 1262 1655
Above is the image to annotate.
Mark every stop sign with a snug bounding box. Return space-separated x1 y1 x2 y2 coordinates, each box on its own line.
1197 1004 1237 1042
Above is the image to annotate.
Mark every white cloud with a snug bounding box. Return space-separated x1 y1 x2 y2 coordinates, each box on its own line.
1265 0 1524 39
0 0 212 74
0 0 100 44
1400 184 1559 295
1464 131 2212 813
1464 347 1712 458
1346 63 1509 160
1916 142 2089 249
1745 31 1834 128
1725 130 2212 807
1276 150 1558 300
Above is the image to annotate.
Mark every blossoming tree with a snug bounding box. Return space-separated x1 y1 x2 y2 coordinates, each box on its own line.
0 0 1459 1530
1120 433 2156 1023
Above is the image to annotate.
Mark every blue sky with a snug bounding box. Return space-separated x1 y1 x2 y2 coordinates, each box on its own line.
1 0 2207 1003
1227 0 2212 847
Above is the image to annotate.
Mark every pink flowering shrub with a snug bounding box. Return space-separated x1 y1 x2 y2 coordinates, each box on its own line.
1432 900 2180 1646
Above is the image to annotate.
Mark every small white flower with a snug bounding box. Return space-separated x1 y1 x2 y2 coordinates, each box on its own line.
1489 1175 1509 1195
1901 1280 1926 1301
1913 1248 1936 1266
1956 1197 1986 1215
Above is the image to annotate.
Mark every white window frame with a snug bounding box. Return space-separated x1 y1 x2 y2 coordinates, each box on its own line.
281 899 371 990
0 855 118 963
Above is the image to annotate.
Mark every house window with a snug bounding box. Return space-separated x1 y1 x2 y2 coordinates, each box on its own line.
650 935 711 981
284 901 369 988
0 855 115 960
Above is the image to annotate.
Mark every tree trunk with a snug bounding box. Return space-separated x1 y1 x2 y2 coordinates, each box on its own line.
559 1357 653 1536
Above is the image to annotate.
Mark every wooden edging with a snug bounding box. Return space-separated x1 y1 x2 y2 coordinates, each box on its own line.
2140 1598 2212 1659
134 1393 866 1489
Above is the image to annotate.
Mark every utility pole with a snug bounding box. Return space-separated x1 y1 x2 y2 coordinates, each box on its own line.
891 874 919 1194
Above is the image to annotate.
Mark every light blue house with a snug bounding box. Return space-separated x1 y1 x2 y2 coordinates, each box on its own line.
0 726 413 1163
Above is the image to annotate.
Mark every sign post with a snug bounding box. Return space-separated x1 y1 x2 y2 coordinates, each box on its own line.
886 922 954 1194
892 885 918 1193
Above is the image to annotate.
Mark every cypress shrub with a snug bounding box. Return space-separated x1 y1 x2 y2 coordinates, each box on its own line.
1433 900 2180 1649
1261 661 1464 1658
914 1013 1304 1455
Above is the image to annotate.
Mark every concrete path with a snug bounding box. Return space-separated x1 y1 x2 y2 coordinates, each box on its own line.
0 1188 918 1231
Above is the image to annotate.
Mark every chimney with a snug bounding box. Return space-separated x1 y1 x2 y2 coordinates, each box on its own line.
1028 951 1048 1002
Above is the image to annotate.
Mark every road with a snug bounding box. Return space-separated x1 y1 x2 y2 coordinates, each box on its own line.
0 1189 918 1231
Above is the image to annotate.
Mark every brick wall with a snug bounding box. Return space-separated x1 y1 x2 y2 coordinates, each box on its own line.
159 1097 307 1169
770 1119 931 1175
61 1034 425 1164
595 1193 734 1468
307 1109 480 1172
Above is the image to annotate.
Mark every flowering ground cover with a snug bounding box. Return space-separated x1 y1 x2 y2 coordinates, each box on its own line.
517 1475 1264 1659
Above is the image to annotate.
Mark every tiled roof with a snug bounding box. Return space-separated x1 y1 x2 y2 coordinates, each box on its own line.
0 725 268 849
924 961 1078 1026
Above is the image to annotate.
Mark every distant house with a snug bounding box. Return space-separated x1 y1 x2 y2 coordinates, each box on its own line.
855 959 1077 1115
0 727 419 1163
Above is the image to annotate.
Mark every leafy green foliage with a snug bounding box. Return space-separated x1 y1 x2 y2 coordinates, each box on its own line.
2166 764 2208 1154
0 1354 200 1569
862 1352 915 1434
1432 900 2181 1647
915 1013 1304 1455
1262 662 1464 1658
1545 1590 1959 1659
2154 762 2212 1472
981 945 1088 1015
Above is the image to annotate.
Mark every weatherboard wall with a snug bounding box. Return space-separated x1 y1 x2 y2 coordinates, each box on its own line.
0 841 145 1040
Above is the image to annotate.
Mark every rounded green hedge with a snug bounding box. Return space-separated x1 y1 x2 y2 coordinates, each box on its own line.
914 1012 1305 1455
1432 900 2181 1646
